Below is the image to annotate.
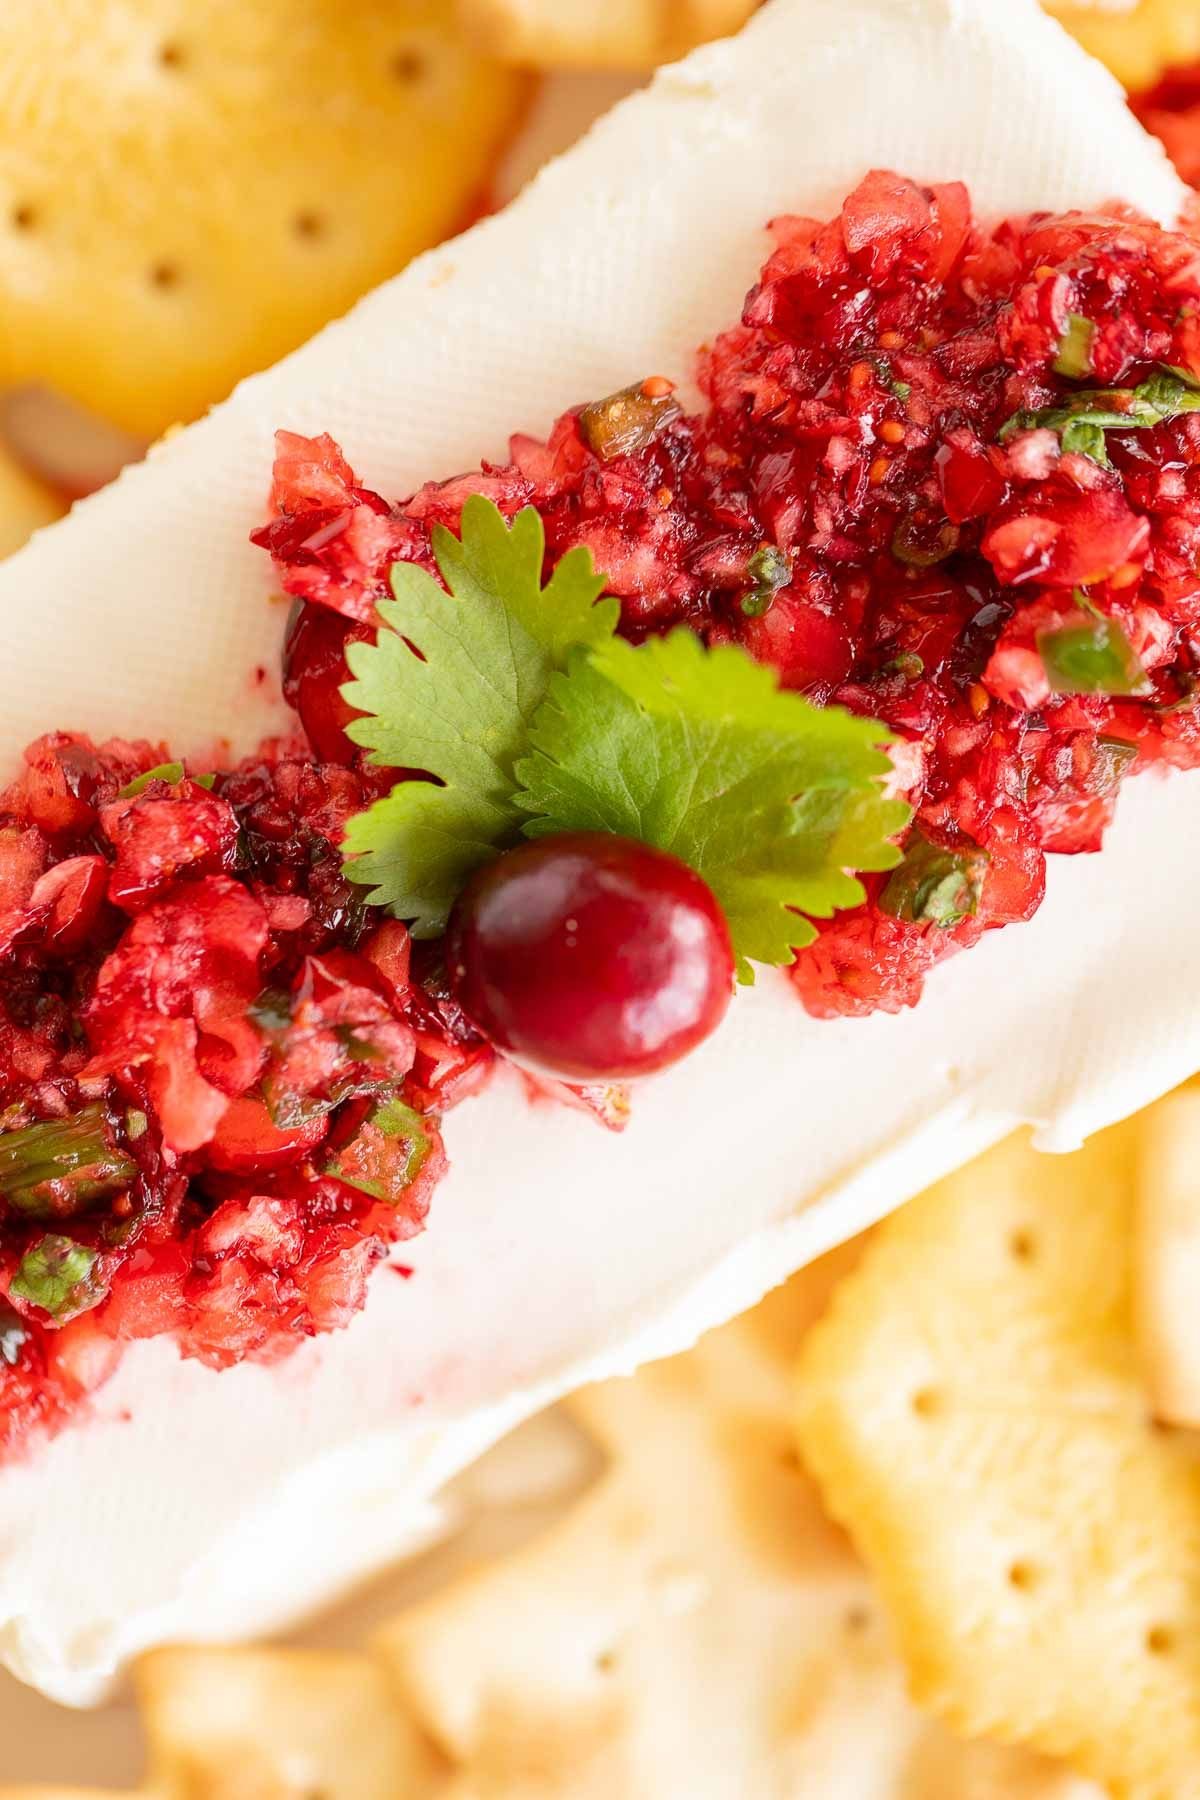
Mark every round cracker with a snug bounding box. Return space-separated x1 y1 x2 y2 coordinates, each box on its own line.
0 437 64 559
0 2 528 436
1051 0 1200 94
458 0 760 69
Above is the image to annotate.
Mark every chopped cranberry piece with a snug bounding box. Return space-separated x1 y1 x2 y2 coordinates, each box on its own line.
45 1312 123 1398
0 826 46 955
251 430 426 623
841 169 950 282
937 434 1008 523
741 591 855 692
360 919 413 1004
30 855 110 957
266 429 361 513
85 877 270 1150
789 910 950 1021
205 1096 329 1175
983 486 1150 589
282 602 373 765
100 780 240 909
7 733 160 839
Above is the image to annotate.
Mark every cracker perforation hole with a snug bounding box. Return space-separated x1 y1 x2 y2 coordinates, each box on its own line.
1007 1559 1039 1593
11 204 36 233
843 1603 871 1634
390 46 426 83
157 41 186 70
1008 1228 1036 1263
595 1648 618 1674
1146 1624 1175 1656
149 261 181 291
293 210 326 242
911 1386 943 1418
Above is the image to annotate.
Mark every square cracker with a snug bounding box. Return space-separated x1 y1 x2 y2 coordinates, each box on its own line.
378 1245 1098 1798
136 1644 442 1799
798 1120 1200 1800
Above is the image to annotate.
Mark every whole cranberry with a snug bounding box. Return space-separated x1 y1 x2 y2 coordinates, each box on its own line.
445 833 734 1081
282 602 372 764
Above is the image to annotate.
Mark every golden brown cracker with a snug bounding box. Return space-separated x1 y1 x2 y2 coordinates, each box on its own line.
797 1122 1200 1800
1050 0 1200 94
137 1644 442 1798
1135 1085 1200 1426
457 0 759 70
0 1244 1097 1799
0 2 527 436
0 439 64 558
378 1247 1097 1798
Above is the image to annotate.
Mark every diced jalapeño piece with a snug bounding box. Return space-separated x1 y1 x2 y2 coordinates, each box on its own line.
1037 618 1149 697
0 1104 135 1219
740 544 791 617
118 761 216 797
9 1235 103 1322
577 378 682 461
1052 313 1094 380
322 1097 432 1205
879 831 988 929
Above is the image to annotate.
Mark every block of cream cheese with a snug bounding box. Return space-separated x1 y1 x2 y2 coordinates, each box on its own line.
0 0 1191 1703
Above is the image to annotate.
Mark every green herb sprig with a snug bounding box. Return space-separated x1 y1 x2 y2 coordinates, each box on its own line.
341 498 908 982
1000 366 1200 466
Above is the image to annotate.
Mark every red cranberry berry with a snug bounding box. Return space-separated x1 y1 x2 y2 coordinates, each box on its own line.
445 832 734 1081
282 602 372 764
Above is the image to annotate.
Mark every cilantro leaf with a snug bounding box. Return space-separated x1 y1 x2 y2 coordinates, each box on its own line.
514 630 909 983
999 365 1200 465
341 499 905 978
341 497 616 933
342 783 515 940
119 762 215 797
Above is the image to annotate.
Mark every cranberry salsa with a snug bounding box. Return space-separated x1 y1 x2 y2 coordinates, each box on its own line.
6 170 1200 1458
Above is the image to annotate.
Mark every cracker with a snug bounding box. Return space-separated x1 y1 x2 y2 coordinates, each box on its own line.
1134 1085 1200 1426
0 387 144 502
137 1644 443 1797
797 1122 1200 1800
379 1243 1096 1798
457 0 758 69
0 438 63 559
1049 0 1200 93
0 3 527 437
1 1246 1095 1799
